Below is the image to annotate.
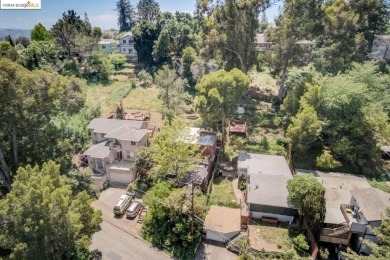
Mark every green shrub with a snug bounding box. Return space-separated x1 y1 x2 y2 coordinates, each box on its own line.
316 149 342 170
130 79 137 88
292 233 309 251
260 136 270 150
238 175 247 190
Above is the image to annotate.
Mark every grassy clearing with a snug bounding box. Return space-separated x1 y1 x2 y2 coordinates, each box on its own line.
207 177 239 209
82 81 162 115
248 71 278 93
249 224 308 258
122 86 162 112
368 179 390 193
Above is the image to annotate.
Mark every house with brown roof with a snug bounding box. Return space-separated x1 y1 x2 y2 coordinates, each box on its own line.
204 206 241 243
83 118 149 189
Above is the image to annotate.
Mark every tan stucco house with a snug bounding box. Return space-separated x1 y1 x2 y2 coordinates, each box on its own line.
83 118 149 189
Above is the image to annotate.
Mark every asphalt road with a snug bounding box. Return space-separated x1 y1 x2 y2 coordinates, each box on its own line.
91 221 171 260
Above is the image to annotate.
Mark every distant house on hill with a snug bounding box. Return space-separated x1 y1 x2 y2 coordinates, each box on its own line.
369 35 390 62
255 33 314 53
119 32 138 62
98 39 118 54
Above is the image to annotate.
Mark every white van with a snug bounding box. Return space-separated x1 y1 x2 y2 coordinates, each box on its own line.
113 194 132 215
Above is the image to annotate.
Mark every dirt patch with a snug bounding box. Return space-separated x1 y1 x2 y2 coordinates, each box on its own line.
248 225 282 253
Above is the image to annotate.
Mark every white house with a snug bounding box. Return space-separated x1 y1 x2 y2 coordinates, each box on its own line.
98 39 118 54
119 32 138 62
83 118 149 189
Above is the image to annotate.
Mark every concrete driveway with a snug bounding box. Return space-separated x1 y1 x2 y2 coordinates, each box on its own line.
92 187 143 235
91 221 171 260
91 187 171 259
195 240 237 260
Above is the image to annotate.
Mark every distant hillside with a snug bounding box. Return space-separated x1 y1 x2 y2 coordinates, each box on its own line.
0 29 31 41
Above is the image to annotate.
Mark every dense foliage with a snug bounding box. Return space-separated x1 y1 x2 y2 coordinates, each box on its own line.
287 174 326 234
282 63 390 174
195 68 250 124
142 182 205 259
0 161 102 258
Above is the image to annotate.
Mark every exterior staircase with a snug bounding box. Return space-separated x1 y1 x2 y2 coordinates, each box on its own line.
327 225 350 237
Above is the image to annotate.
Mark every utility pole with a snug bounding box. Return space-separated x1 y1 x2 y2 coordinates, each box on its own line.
221 107 225 155
190 180 194 238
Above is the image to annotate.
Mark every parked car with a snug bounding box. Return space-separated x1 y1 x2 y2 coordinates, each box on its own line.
126 199 143 218
113 194 132 215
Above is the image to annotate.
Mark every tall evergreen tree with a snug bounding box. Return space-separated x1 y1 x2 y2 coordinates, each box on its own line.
137 0 160 22
116 0 136 32
30 23 52 41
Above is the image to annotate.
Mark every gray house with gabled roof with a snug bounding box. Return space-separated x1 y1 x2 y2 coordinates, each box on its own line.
238 153 296 223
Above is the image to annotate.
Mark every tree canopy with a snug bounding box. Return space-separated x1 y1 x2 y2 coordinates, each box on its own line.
30 22 52 41
0 161 102 259
142 181 205 259
287 174 326 234
195 68 250 124
149 117 200 180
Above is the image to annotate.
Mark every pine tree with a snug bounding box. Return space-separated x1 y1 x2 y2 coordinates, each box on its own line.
116 0 136 32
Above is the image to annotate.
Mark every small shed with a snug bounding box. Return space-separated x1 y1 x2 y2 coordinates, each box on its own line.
229 121 247 136
204 206 241 243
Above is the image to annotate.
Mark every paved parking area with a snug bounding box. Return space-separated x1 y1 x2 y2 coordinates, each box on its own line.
195 240 237 260
90 188 171 259
91 221 171 260
92 187 143 236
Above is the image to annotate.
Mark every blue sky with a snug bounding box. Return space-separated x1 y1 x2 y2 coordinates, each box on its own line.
0 0 281 30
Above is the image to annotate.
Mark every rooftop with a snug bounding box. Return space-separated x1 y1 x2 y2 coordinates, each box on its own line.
247 174 294 208
176 164 208 188
83 141 111 159
87 118 146 134
296 169 371 224
185 127 217 147
237 153 292 177
120 31 133 38
369 35 390 61
204 206 241 233
98 39 117 44
105 126 149 142
351 188 390 222
255 33 268 44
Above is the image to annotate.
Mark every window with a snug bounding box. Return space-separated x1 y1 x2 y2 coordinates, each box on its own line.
131 141 136 146
123 48 126 52
129 39 134 44
128 49 132 54
122 40 126 44
126 150 132 159
102 45 106 49
101 133 105 138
